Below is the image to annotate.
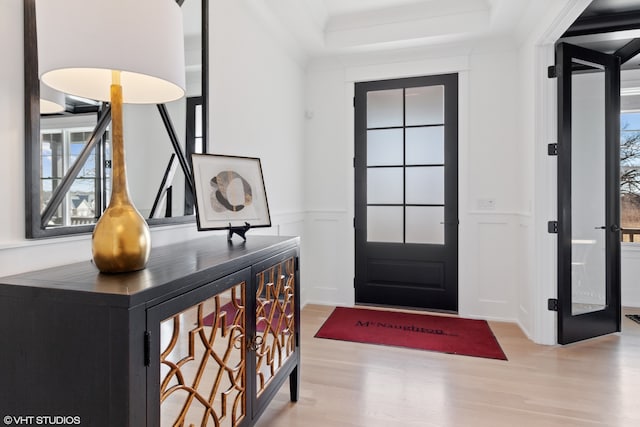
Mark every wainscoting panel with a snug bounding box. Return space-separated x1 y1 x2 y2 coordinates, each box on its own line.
459 212 522 322
517 216 534 337
303 211 354 307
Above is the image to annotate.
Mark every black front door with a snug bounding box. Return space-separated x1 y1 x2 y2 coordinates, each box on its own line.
354 74 458 311
555 42 621 344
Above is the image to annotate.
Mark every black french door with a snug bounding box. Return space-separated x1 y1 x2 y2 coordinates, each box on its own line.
354 74 458 311
555 42 621 344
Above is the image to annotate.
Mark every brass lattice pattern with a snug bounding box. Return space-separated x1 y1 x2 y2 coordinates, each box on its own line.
255 257 296 395
160 283 246 427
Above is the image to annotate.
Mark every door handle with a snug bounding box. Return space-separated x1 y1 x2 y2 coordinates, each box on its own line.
594 225 622 232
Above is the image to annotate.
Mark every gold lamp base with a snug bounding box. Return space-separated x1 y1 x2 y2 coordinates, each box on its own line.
92 202 151 274
92 74 151 274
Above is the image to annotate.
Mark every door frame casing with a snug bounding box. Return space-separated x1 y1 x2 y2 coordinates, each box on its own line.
340 57 470 313
529 0 597 345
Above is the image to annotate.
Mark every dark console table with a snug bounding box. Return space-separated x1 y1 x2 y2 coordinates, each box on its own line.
0 235 300 426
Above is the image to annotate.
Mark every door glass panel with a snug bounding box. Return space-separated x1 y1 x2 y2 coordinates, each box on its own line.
406 166 444 205
367 206 403 242
406 206 444 244
571 60 606 315
367 89 403 128
367 129 403 166
406 126 444 165
367 168 403 204
363 82 451 246
405 85 444 126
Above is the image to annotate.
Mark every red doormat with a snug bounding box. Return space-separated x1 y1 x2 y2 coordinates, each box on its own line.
202 300 291 333
315 307 507 360
202 301 243 328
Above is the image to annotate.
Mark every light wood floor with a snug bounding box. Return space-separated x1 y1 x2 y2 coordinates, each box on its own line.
254 304 640 427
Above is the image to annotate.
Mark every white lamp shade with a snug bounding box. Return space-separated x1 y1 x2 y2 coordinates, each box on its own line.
35 0 186 104
39 82 66 114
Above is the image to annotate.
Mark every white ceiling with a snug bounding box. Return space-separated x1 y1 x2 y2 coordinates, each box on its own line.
322 0 422 16
246 0 555 59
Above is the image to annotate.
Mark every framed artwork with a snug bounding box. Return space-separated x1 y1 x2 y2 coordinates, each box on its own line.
191 154 271 231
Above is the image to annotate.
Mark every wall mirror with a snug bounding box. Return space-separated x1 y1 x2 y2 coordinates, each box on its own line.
24 0 209 238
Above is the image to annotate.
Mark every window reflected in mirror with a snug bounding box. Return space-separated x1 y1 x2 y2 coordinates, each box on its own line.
40 117 111 227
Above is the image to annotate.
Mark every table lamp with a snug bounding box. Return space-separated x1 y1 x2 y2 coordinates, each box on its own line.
35 0 186 273
39 82 65 114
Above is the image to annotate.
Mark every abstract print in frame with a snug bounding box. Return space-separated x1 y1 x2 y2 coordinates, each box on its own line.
191 154 271 231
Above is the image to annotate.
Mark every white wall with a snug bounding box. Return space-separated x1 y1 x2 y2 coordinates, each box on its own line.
518 0 600 344
209 0 305 218
0 0 26 247
303 44 524 322
303 62 352 305
0 0 306 293
208 0 307 302
461 49 523 321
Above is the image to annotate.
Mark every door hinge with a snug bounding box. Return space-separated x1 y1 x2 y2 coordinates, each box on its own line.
547 143 558 156
353 157 355 168
548 221 558 234
548 298 558 312
353 97 355 107
144 331 151 367
353 217 356 228
548 65 557 78
295 256 300 272
353 277 356 288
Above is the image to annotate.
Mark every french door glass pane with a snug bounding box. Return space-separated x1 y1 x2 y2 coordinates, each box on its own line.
367 129 403 166
406 126 444 165
367 168 403 204
367 206 403 243
570 61 606 315
367 89 403 128
365 83 449 244
405 206 444 244
405 85 444 126
406 166 444 205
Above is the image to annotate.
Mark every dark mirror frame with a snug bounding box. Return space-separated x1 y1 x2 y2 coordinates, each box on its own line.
23 0 209 238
